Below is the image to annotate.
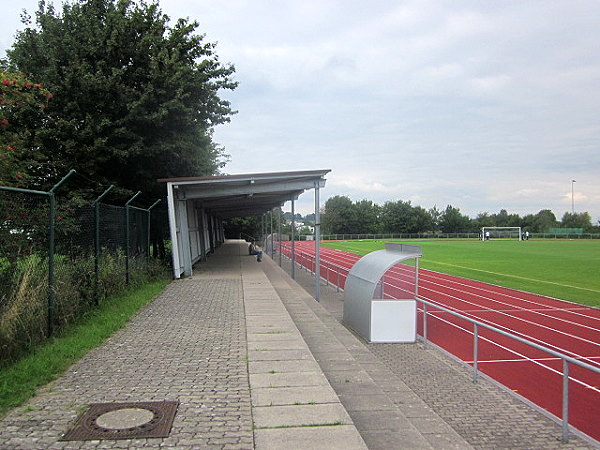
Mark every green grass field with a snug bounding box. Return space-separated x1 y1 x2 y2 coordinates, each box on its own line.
322 239 600 307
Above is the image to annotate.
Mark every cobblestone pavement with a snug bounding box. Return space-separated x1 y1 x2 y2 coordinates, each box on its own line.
275 255 596 449
0 246 253 449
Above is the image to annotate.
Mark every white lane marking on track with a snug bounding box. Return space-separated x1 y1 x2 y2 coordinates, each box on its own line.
318 242 600 322
318 246 600 364
427 260 600 294
413 284 600 365
288 243 600 363
392 263 600 324
387 265 600 337
427 312 600 393
469 356 600 364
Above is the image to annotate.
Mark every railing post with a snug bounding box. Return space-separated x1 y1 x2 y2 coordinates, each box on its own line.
336 268 340 292
473 323 479 383
422 302 428 344
562 359 570 442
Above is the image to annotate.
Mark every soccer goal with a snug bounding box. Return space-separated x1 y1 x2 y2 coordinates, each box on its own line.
481 227 522 241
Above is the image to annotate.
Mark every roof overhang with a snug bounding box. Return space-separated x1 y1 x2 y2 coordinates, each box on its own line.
158 169 331 218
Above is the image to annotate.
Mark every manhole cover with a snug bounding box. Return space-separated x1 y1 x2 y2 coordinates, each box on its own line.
95 407 155 429
60 401 178 441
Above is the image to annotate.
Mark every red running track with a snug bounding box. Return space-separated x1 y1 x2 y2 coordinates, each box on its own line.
281 241 600 442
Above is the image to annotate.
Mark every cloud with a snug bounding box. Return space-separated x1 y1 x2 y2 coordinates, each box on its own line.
2 0 599 222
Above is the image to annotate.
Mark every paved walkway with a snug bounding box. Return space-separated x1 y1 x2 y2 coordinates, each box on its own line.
0 240 594 449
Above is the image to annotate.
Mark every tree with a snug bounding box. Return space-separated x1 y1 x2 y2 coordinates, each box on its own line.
411 205 434 233
322 195 355 234
560 212 593 231
7 0 236 197
353 199 380 234
429 206 442 232
223 216 262 241
473 212 495 229
439 205 471 233
533 209 557 232
0 68 53 186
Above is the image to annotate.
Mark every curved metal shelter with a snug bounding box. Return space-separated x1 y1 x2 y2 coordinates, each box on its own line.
343 243 422 343
158 170 330 280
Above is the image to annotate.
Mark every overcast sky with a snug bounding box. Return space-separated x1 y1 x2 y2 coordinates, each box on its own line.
2 0 599 221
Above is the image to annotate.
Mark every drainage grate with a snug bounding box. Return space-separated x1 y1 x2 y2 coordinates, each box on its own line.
60 401 178 441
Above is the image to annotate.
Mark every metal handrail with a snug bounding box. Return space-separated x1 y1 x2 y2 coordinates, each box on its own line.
418 297 600 443
281 245 600 444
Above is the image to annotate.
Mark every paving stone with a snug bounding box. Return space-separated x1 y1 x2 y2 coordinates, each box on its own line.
249 371 329 389
251 386 340 407
253 403 352 428
254 425 367 450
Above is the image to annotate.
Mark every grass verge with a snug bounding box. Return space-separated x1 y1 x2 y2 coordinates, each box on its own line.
0 278 170 418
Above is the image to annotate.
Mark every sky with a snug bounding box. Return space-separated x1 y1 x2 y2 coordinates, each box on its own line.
1 0 599 222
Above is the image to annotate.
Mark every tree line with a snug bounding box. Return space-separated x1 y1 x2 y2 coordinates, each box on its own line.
321 196 598 235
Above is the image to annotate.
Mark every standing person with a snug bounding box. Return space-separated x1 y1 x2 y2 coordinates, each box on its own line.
525 231 530 240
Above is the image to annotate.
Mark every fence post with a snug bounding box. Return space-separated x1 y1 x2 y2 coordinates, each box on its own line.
94 185 114 305
125 191 142 285
46 169 77 337
47 192 56 337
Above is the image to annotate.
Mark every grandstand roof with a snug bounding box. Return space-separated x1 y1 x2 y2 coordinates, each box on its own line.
158 169 330 218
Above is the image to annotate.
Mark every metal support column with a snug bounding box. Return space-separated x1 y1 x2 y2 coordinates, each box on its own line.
270 210 274 259
278 208 282 266
314 181 321 302
291 199 296 279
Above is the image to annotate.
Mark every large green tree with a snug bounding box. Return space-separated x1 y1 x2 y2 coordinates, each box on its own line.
438 205 471 233
7 0 236 197
561 212 593 231
322 195 355 234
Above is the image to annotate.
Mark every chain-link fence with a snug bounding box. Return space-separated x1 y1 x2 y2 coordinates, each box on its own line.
0 175 168 363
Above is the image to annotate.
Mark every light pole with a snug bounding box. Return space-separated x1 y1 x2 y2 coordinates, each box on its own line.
571 180 576 214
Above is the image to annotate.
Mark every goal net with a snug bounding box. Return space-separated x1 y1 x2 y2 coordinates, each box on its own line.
481 227 522 240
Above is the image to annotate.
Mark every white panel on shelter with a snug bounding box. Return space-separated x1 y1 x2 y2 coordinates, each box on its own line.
370 300 416 343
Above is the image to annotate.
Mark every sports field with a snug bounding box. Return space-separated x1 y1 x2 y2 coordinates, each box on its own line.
321 239 600 308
